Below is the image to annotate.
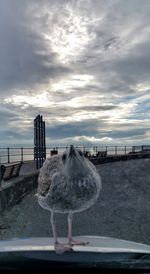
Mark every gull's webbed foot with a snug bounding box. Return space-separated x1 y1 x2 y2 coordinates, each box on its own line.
68 239 89 246
54 242 73 255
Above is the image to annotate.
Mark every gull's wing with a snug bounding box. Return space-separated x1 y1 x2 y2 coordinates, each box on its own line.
37 155 63 196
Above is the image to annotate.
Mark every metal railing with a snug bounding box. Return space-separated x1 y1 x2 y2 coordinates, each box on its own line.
0 145 149 164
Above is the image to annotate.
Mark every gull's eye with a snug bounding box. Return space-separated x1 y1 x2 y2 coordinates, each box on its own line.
62 154 67 161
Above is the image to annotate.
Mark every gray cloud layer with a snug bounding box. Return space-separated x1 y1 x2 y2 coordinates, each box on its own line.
0 0 150 146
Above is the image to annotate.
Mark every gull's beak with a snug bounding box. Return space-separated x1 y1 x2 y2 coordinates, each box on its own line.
69 145 76 157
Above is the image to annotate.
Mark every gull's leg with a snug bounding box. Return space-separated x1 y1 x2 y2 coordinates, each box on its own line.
50 211 58 245
68 212 89 246
50 211 73 254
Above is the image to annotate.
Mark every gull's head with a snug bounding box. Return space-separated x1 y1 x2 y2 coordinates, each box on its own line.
62 145 90 179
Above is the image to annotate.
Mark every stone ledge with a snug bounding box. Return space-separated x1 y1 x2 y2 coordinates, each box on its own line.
0 171 39 213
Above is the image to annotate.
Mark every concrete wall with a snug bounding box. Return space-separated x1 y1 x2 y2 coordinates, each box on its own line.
0 172 38 213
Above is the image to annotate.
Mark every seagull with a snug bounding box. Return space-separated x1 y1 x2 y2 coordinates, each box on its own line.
37 145 101 254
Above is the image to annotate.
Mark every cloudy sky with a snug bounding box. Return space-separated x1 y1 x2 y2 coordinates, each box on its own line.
0 0 150 147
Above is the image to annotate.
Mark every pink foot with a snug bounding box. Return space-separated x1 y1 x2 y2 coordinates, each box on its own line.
54 242 73 255
68 239 89 246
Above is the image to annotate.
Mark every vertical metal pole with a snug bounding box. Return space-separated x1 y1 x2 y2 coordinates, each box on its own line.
34 119 36 160
106 146 107 154
43 121 46 159
39 115 42 167
34 116 38 169
0 154 1 187
38 115 41 169
34 115 46 169
7 147 10 163
40 115 43 167
115 146 117 155
21 147 23 162
125 146 126 155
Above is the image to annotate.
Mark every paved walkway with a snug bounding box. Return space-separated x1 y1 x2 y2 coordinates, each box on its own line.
0 158 150 246
20 160 37 176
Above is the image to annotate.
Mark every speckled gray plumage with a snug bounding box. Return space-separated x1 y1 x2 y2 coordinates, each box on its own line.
37 150 101 213
37 154 63 196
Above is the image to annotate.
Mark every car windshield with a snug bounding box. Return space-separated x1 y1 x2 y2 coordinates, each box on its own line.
0 0 150 270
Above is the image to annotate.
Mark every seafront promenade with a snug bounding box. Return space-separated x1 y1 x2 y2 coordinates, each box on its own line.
0 158 150 246
20 160 37 176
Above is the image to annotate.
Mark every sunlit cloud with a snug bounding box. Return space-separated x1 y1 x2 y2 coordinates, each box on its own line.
74 135 113 143
4 91 51 109
135 82 150 92
51 74 94 92
46 135 113 147
43 5 92 64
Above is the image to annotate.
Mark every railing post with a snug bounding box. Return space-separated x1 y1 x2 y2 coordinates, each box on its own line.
7 147 10 163
106 146 107 154
21 147 23 162
125 146 126 155
0 155 1 187
115 146 117 155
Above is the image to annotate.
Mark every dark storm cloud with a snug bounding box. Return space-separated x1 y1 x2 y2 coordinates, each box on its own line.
0 109 18 122
74 0 150 97
0 0 71 95
109 128 149 139
80 105 117 111
46 118 112 139
26 104 117 114
46 121 98 139
0 130 31 140
0 106 33 146
111 47 150 87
